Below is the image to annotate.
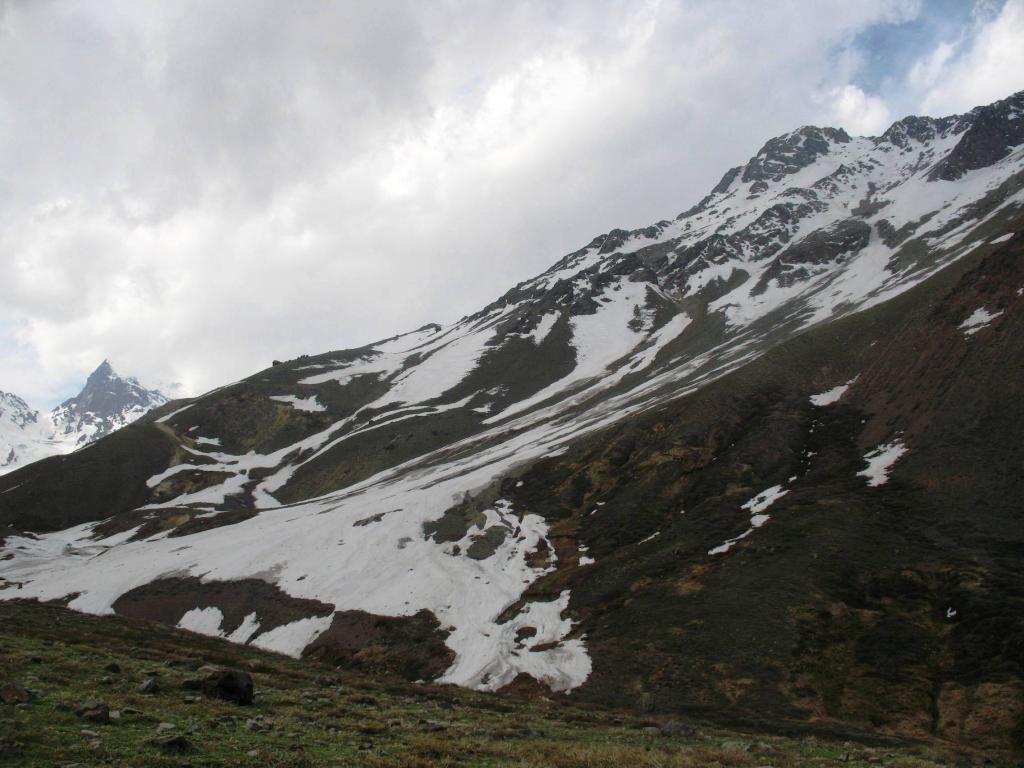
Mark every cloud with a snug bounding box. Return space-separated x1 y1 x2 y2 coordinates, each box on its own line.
0 0 1009 405
823 85 894 136
914 0 1024 115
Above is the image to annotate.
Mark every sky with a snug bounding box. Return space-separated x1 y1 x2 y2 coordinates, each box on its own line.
1 0 1022 407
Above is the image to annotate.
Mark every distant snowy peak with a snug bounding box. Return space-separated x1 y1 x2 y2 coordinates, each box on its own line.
0 362 172 474
50 360 170 447
0 392 54 473
0 391 41 430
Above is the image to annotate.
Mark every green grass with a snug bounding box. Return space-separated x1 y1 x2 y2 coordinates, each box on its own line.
0 601 973 767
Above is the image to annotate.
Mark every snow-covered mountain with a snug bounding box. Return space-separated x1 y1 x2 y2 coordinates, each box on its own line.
0 361 170 475
49 360 170 448
2 91 1023 748
0 392 59 473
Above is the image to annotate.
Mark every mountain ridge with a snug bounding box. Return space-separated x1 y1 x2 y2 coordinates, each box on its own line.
2 90 1023 752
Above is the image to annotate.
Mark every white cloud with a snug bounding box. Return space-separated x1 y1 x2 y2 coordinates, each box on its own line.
0 0 1004 406
823 85 894 136
915 0 1024 115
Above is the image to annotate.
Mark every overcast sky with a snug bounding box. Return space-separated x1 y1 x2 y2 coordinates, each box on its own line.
1 0 1022 406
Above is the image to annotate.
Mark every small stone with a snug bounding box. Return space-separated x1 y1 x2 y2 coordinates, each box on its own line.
76 701 110 724
641 726 661 736
245 718 261 732
247 749 258 757
157 722 176 732
80 729 99 738
139 677 159 694
109 710 121 722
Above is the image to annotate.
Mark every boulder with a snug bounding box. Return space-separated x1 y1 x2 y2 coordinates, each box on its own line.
197 668 254 705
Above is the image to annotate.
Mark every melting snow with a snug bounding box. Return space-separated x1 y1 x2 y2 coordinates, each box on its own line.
990 232 1014 244
270 395 327 412
858 440 908 487
250 615 336 655
709 484 789 555
741 485 789 514
525 313 560 345
810 377 858 406
959 307 1003 336
178 606 225 635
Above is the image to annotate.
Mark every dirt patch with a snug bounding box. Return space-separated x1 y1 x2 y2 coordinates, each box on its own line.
303 609 454 682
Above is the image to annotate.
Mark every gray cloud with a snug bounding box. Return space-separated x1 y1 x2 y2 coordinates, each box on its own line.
0 0 1020 404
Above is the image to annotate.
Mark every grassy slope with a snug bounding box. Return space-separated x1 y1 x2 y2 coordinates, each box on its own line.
0 601 970 768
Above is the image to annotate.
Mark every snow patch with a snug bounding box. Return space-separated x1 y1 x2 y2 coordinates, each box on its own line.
249 614 335 656
741 485 789 514
858 440 908 487
810 377 858 406
177 606 225 636
270 395 327 412
959 307 1003 336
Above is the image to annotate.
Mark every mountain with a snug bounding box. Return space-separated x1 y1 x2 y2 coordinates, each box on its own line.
0 392 58 473
49 360 170 448
2 92 1023 753
0 361 170 475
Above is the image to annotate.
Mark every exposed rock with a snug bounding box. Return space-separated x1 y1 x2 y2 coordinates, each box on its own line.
139 677 159 694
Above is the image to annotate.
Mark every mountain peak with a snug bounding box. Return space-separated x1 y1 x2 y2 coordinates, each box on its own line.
48 362 171 449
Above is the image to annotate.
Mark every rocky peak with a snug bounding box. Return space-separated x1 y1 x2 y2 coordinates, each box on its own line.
741 125 850 185
0 392 40 429
51 361 169 447
929 90 1024 181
